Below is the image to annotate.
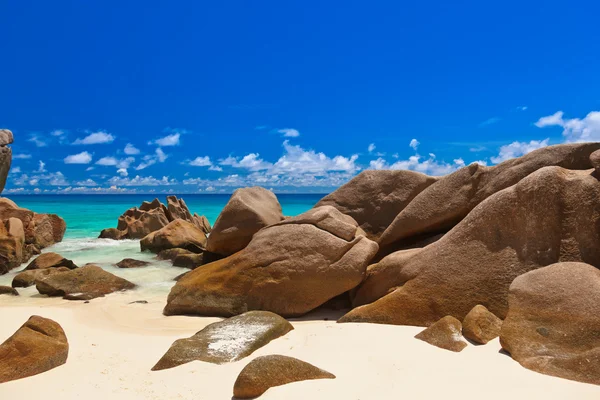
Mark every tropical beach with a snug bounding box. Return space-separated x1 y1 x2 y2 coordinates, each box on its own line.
2 2 600 399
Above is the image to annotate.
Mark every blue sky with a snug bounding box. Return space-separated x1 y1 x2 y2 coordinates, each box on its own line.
1 1 599 194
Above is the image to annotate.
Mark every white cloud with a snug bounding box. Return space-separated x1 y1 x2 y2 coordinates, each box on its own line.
535 110 600 142
277 128 300 138
369 153 466 176
13 171 69 186
209 165 223 171
96 156 118 166
188 156 212 167
490 139 550 164
107 175 178 186
64 151 93 164
13 154 32 159
75 179 98 187
156 148 168 162
37 160 46 173
124 143 140 155
517 106 528 111
368 143 376 153
28 134 47 147
135 148 168 170
73 131 115 145
10 167 21 174
117 168 128 177
409 139 420 150
51 129 65 136
151 133 180 147
479 117 501 127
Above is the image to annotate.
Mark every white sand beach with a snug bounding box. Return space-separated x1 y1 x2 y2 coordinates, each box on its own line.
1 285 598 400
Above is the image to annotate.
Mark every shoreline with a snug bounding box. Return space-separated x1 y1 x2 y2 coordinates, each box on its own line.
1 287 599 399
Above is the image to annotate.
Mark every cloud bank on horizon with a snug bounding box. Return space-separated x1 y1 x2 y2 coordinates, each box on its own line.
5 109 599 194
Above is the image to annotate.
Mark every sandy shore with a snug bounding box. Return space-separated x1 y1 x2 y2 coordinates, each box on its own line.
1 286 599 399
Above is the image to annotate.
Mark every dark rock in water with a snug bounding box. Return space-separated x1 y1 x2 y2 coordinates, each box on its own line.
151 311 293 370
462 305 502 344
340 166 600 327
206 187 284 256
99 196 211 240
140 219 207 254
36 264 135 300
12 267 71 288
415 316 467 352
0 315 69 384
156 248 194 262
0 285 18 296
116 258 150 268
315 170 437 240
164 206 378 318
233 355 335 399
500 262 600 385
25 252 78 271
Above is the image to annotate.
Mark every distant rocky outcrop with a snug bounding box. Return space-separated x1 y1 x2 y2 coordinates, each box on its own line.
152 311 293 370
340 166 600 326
99 196 210 240
164 206 378 317
0 315 69 384
315 170 437 240
36 264 135 300
500 262 600 385
233 355 335 399
140 219 207 254
205 187 284 256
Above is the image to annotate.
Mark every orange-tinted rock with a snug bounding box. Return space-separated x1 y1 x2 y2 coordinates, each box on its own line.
206 187 284 256
415 316 467 352
12 267 71 288
36 264 135 300
233 355 335 399
0 217 25 274
500 262 600 385
316 170 436 240
340 167 600 326
152 311 293 370
156 248 194 261
140 219 207 254
462 305 502 344
379 143 600 250
164 206 378 317
25 252 78 271
115 258 150 268
0 315 68 383
0 285 18 296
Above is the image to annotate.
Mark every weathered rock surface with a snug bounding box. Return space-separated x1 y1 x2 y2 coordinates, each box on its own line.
115 258 150 268
340 166 600 326
0 315 68 384
36 264 135 299
0 217 25 274
0 129 14 146
462 305 502 344
141 219 207 254
30 214 67 249
315 170 437 240
415 316 467 352
378 143 600 250
12 267 71 288
25 252 78 271
500 262 600 385
0 285 18 296
206 187 284 256
152 311 293 370
164 206 378 317
0 128 13 194
156 248 194 261
99 196 210 240
233 355 335 399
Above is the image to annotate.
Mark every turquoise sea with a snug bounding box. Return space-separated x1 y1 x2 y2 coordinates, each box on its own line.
7 194 324 239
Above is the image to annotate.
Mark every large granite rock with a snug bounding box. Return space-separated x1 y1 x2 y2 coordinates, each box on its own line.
500 262 600 385
152 311 293 370
25 252 78 270
36 264 135 300
206 187 284 256
315 170 436 240
30 213 67 249
0 129 13 194
0 217 25 274
415 316 467 352
378 143 600 251
233 355 335 399
462 305 503 344
0 315 69 384
99 196 211 240
12 267 72 288
164 206 378 317
140 219 207 254
340 166 600 326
